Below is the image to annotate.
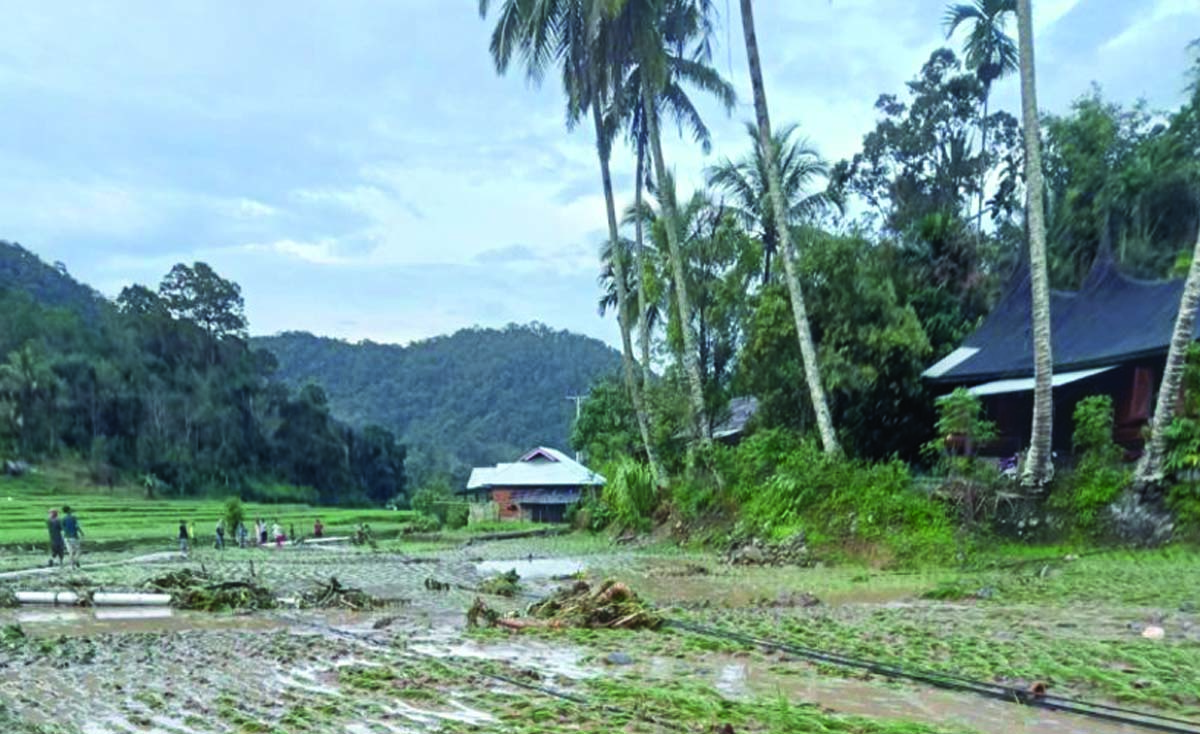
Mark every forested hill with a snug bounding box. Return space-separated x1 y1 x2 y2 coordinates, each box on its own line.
0 241 107 320
253 325 621 481
1 243 406 507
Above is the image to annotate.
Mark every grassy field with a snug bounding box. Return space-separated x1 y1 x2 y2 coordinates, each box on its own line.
0 463 416 549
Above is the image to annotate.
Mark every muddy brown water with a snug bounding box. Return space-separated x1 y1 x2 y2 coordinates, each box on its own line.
1 607 281 636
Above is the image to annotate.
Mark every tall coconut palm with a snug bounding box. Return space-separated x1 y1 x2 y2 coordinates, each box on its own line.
607 24 732 428
607 0 734 446
478 0 666 482
1015 0 1054 487
622 188 751 433
737 0 840 456
944 0 1018 233
707 121 840 284
1136 223 1200 485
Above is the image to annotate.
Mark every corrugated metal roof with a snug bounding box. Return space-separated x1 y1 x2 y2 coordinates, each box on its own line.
462 446 605 492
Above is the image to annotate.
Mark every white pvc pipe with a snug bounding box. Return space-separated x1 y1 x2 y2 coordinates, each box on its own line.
93 592 171 607
15 591 79 605
15 590 172 607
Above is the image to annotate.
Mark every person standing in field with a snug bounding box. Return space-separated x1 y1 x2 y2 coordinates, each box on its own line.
61 506 83 569
313 518 324 539
178 519 190 557
236 520 248 549
215 519 225 550
272 520 284 548
47 509 65 567
257 518 268 546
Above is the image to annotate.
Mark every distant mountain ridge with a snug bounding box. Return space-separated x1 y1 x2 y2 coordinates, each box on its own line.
0 240 108 319
253 325 621 482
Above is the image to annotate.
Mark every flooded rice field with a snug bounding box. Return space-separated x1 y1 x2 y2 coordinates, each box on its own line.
2 536 1198 733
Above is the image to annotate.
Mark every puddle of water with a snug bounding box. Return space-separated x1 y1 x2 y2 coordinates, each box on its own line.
387 698 495 727
1 607 280 637
476 557 586 579
409 637 592 680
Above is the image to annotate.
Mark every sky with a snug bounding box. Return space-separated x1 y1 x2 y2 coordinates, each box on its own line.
0 0 1196 349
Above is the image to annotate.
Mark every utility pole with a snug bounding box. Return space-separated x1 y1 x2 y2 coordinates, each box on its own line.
566 395 586 463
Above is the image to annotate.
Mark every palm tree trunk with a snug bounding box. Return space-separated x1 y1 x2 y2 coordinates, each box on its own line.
977 91 990 234
1136 223 1200 485
762 232 773 285
591 102 665 483
634 138 655 404
642 87 712 448
1016 0 1054 488
739 0 840 456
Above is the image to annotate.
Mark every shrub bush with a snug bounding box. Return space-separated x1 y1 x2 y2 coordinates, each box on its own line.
409 513 441 532
732 434 955 566
410 477 454 519
444 503 469 530
1049 395 1127 535
223 496 245 535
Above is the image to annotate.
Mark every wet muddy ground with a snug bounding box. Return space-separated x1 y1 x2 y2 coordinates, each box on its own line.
2 537 1198 733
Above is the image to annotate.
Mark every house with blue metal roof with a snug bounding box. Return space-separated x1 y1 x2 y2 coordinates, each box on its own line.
462 447 606 523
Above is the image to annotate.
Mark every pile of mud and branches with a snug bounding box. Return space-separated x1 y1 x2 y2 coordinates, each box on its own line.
298 577 384 610
143 569 277 612
468 580 661 631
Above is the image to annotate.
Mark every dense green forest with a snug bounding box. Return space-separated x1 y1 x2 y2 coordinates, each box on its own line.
0 241 405 506
254 327 621 484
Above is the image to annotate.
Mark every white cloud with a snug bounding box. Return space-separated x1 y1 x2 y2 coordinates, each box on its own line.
1101 0 1199 52
2 0 1194 351
1034 0 1084 35
251 239 349 266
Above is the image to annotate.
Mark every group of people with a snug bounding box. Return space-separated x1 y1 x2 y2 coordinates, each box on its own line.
46 506 83 568
177 517 326 556
45 507 327 565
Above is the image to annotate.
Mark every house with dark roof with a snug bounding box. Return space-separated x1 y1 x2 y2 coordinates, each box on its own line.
713 396 759 443
461 447 606 524
923 255 1195 455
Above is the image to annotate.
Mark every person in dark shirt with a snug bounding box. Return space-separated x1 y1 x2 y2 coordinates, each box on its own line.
61 506 83 569
179 520 190 557
313 518 324 539
47 509 65 567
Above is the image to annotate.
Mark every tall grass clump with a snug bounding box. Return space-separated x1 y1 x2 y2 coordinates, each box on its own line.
602 458 658 531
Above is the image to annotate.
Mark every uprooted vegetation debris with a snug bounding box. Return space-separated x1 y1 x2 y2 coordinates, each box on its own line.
477 569 521 597
143 569 277 612
298 577 385 610
468 580 662 631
